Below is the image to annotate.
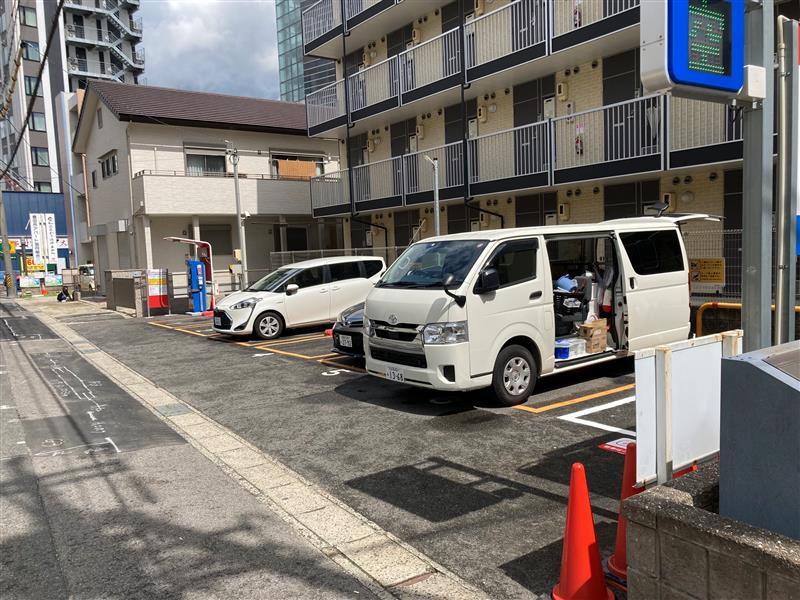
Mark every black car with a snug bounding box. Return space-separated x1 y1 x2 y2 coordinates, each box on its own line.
331 303 365 357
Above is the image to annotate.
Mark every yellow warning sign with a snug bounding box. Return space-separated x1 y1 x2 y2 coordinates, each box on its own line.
690 258 725 284
25 257 46 272
0 240 16 254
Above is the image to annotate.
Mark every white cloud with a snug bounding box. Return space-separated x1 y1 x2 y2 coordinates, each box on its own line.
137 0 279 99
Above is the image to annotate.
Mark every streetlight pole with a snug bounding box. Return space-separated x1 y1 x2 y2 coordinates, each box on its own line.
226 143 248 289
0 188 17 297
424 155 440 236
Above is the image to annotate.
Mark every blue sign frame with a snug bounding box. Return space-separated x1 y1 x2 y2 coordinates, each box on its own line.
668 0 744 93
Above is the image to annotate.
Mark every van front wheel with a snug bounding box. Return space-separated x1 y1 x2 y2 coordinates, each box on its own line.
491 345 537 407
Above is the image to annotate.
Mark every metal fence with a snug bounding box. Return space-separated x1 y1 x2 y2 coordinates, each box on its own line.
302 0 341 45
306 79 346 129
399 28 461 94
466 0 547 70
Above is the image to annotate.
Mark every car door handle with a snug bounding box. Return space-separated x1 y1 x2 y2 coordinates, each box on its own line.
331 286 341 291
629 277 636 289
530 291 542 300
319 288 328 293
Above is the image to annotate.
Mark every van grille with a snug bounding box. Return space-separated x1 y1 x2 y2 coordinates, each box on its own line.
370 346 427 368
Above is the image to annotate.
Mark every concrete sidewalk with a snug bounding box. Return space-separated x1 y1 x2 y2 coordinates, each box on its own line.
1 297 485 600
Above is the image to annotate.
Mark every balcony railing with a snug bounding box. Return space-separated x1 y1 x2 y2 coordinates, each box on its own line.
399 28 461 96
468 121 549 184
133 170 312 181
351 157 403 206
465 0 547 70
669 97 743 151
310 170 350 211
348 56 399 114
306 79 346 130
403 141 465 195
552 0 639 37
302 0 342 46
345 0 386 21
552 94 662 172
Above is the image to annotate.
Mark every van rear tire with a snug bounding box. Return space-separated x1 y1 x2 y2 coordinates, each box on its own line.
491 345 537 407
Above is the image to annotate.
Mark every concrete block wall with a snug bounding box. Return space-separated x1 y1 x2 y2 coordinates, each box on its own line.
625 462 800 600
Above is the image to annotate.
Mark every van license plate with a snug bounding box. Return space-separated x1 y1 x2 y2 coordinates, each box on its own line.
213 317 221 326
338 334 352 348
385 367 404 383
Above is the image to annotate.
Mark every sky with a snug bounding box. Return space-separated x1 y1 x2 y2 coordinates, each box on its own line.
137 0 280 99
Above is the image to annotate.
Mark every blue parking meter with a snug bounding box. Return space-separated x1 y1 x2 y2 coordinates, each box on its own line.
187 259 207 312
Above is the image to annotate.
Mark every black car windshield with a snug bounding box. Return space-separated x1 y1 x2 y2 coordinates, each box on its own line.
246 268 297 292
377 240 488 289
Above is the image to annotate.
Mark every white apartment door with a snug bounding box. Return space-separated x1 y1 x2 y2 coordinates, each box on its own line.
285 266 330 325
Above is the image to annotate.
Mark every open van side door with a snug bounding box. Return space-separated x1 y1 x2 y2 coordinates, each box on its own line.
615 227 691 351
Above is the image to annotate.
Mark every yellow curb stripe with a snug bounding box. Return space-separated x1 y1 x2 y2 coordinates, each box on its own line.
513 383 636 414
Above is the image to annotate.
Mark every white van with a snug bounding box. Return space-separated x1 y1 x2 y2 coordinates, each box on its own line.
213 256 386 339
364 215 713 405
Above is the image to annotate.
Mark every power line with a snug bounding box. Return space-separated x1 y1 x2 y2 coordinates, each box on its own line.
0 0 67 180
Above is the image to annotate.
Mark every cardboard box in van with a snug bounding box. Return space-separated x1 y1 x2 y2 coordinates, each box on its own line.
580 319 607 353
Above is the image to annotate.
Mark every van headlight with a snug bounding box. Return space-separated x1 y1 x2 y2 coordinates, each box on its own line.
422 321 468 345
364 317 375 337
231 297 260 310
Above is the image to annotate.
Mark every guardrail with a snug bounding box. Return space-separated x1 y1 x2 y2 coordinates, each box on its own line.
552 94 662 171
403 141 465 194
399 28 461 95
465 0 547 70
302 0 341 46
348 56 399 113
344 0 387 21
468 120 549 183
310 169 350 211
306 79 346 129
552 0 639 37
351 157 403 205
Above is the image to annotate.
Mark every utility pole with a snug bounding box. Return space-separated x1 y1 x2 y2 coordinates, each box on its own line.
774 16 799 344
741 0 774 352
0 188 16 297
226 143 248 289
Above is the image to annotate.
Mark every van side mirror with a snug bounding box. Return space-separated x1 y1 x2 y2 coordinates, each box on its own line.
474 267 500 295
286 283 299 296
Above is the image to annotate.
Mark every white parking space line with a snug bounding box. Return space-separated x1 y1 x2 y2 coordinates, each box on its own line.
558 396 636 436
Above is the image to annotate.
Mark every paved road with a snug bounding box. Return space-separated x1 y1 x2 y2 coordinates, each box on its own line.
68 311 637 598
0 301 381 600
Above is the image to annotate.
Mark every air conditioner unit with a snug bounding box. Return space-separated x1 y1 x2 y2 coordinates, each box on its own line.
477 104 488 123
557 82 568 101
411 28 421 44
415 124 424 140
558 202 571 222
474 0 485 16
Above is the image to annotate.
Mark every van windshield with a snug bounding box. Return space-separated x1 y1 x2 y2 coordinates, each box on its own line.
377 240 488 289
246 268 297 292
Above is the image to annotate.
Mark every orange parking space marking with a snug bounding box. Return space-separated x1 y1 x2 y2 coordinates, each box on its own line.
148 322 176 331
255 334 327 348
308 352 339 359
513 383 636 414
173 327 211 338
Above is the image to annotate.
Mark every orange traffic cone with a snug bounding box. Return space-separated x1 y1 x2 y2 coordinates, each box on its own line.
553 463 613 600
607 442 642 587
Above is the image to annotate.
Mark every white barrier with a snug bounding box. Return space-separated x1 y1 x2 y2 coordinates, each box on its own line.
635 330 743 485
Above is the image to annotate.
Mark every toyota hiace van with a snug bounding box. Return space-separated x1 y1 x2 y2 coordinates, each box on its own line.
363 215 713 405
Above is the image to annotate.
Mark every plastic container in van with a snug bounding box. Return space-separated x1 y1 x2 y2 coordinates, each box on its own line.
555 340 571 359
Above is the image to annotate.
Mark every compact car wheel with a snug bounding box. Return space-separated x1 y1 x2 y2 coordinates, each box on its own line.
254 311 284 340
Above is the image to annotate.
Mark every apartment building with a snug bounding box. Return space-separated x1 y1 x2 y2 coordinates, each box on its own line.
276 0 336 101
300 0 796 254
69 82 340 291
0 0 144 192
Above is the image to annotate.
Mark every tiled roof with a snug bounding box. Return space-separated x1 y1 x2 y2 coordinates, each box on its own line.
88 81 307 134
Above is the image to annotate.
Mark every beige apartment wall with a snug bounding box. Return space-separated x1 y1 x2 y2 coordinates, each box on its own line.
559 185 605 224
416 7 443 41
554 60 604 171
417 110 445 151
660 169 724 234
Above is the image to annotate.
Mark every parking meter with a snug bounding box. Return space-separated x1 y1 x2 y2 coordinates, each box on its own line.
186 259 207 312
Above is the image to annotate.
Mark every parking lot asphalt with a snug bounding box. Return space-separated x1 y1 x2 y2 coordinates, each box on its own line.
69 313 638 599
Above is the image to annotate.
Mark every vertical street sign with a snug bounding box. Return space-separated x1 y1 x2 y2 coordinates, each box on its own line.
29 213 58 266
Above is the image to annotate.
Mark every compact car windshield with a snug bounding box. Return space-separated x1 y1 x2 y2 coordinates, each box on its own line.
377 240 488 289
246 268 296 292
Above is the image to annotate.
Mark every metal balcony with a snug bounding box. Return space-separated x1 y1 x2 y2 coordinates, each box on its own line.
348 56 399 121
344 0 395 29
310 169 351 217
403 141 466 206
306 79 347 137
551 0 639 53
465 0 547 81
351 157 403 212
399 28 462 105
552 94 663 184
668 97 743 169
468 121 550 195
302 0 343 58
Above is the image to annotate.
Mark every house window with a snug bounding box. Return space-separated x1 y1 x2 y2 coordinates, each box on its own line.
271 155 323 180
34 181 52 192
91 170 97 188
185 152 226 176
199 225 233 255
20 6 37 27
24 76 42 96
100 151 118 178
22 41 40 61
28 112 46 131
31 146 48 166
97 108 103 129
